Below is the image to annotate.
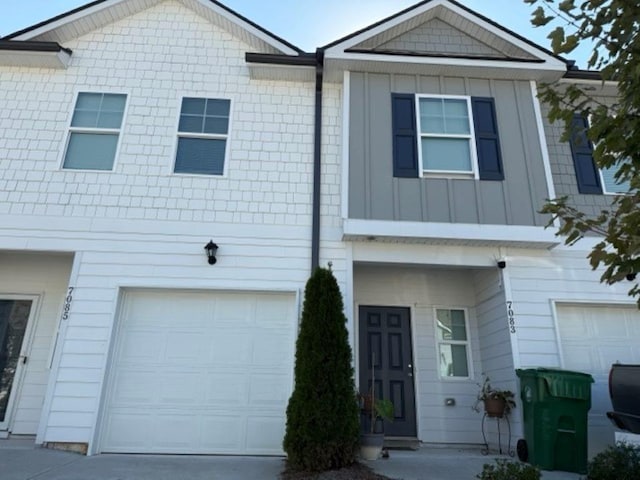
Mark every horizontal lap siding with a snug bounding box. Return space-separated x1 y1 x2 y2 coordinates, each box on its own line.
507 247 635 369
0 1 316 447
0 253 73 434
348 73 549 226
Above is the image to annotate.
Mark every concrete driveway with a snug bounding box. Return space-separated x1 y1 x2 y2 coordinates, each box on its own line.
1 437 583 480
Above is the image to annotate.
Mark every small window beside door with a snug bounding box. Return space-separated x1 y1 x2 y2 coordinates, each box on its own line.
435 308 471 378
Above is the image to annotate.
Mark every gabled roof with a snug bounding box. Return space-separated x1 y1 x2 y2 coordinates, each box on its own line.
2 0 303 56
321 0 568 82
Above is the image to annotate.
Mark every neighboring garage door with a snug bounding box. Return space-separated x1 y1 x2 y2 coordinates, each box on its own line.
100 289 297 454
557 303 640 456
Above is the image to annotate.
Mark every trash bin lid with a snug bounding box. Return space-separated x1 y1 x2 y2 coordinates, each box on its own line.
516 368 594 401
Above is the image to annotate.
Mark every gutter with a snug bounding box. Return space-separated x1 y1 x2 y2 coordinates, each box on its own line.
0 40 72 55
311 48 324 271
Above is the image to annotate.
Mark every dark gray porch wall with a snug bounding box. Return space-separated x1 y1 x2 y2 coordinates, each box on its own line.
348 72 550 226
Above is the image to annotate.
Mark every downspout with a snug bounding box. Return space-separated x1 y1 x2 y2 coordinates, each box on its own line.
311 48 324 271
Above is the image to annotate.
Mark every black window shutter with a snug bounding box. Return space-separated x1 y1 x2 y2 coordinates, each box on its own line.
569 114 602 194
391 93 419 178
472 97 504 181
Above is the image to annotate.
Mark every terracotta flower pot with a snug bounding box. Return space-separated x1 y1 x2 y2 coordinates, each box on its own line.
484 396 506 418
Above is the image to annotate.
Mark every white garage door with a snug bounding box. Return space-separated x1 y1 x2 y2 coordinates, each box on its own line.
100 289 297 454
557 303 640 456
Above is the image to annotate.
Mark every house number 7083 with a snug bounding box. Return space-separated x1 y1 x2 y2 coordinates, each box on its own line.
506 301 516 334
62 286 74 320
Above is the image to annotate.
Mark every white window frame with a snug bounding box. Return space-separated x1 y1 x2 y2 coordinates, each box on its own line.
415 94 479 179
60 91 128 172
599 164 631 195
585 114 631 196
433 306 473 380
172 96 232 177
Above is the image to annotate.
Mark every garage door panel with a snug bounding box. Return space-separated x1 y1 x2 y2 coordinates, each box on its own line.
208 332 252 365
248 374 291 406
205 374 248 404
246 416 286 452
253 332 294 365
213 297 255 324
102 412 152 450
256 296 297 326
165 332 205 364
118 331 164 363
158 373 202 405
201 415 244 451
100 290 296 454
125 292 214 327
110 369 159 404
557 304 640 457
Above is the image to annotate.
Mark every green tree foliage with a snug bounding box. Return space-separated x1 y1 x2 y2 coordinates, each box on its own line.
525 0 640 305
283 267 360 472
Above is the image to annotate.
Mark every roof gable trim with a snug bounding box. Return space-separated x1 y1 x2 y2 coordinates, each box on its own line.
5 0 302 55
323 0 566 69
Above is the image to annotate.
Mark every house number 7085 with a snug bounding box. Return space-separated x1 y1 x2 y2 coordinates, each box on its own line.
506 301 516 334
62 286 74 320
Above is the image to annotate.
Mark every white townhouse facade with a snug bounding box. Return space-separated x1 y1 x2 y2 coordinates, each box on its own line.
0 0 323 455
0 0 638 459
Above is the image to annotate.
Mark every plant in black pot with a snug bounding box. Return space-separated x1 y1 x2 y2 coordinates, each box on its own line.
359 353 394 461
472 375 516 418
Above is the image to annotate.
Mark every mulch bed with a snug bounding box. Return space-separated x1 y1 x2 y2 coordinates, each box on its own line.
281 462 395 480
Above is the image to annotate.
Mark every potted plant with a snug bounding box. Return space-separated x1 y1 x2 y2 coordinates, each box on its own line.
358 353 394 461
472 375 516 418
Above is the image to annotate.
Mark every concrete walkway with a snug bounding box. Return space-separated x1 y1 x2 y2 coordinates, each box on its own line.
1 438 584 480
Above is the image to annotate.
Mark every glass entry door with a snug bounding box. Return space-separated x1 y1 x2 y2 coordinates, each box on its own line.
0 299 33 431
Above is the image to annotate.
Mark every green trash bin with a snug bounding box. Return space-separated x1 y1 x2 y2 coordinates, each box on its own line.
515 368 594 474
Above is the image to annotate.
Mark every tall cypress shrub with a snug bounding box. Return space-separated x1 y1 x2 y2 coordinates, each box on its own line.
283 267 359 471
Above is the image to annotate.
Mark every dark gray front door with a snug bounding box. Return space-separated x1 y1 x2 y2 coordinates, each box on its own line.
359 306 416 437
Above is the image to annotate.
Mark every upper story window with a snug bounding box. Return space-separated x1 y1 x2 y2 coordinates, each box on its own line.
391 93 504 181
435 308 471 379
417 96 476 175
600 165 631 194
62 92 127 170
569 114 631 195
174 97 230 175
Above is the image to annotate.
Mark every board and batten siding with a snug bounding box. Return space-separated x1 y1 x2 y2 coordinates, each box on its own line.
348 73 549 226
0 0 316 449
354 265 485 445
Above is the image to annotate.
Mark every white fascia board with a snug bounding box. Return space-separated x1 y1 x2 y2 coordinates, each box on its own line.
560 77 617 88
12 0 133 40
343 218 560 247
324 50 566 74
0 49 71 68
190 0 299 55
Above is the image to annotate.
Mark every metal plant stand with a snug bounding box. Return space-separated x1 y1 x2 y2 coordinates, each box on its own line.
481 413 514 457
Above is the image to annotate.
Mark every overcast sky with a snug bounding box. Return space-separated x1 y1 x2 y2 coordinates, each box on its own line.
0 0 593 67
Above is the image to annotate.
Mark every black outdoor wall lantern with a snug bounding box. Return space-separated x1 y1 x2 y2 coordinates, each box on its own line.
204 240 218 265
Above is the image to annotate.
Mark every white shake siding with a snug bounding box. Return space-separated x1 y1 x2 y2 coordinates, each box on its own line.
0 1 315 446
